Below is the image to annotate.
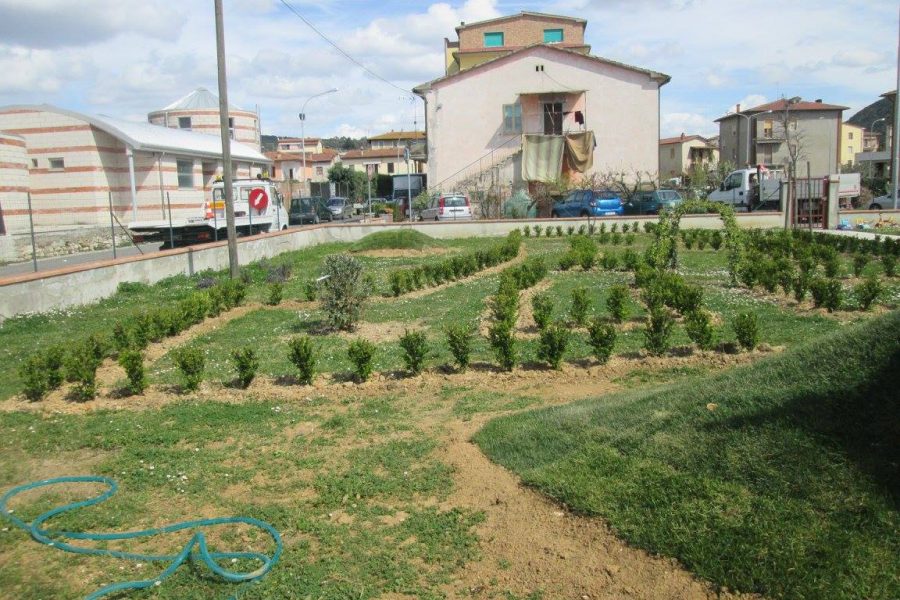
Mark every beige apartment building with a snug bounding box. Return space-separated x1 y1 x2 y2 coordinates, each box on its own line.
716 98 846 176
658 134 718 179
840 122 864 167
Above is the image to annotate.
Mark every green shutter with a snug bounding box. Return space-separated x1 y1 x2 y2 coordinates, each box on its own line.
484 32 504 47
543 29 563 43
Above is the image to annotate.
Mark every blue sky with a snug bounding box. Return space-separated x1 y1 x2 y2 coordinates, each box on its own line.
0 0 896 140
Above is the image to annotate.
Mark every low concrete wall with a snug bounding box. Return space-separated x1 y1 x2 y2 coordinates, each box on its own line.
0 212 785 322
837 208 900 229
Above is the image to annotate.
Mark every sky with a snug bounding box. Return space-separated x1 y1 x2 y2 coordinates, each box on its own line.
0 0 896 141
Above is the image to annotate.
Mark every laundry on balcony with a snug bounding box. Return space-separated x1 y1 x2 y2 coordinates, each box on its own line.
563 131 595 173
522 131 595 182
522 134 565 183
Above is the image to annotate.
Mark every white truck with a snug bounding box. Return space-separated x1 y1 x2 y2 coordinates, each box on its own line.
708 168 861 211
129 179 289 248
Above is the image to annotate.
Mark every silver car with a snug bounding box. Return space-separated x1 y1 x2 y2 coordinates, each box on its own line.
420 192 473 221
326 197 353 220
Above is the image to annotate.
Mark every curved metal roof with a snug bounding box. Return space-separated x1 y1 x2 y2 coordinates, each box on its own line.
0 104 269 163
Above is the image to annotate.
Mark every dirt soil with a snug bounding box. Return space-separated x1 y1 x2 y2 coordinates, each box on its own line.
439 416 757 600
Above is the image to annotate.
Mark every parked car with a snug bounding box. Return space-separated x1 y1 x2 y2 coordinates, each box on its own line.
551 189 624 217
289 196 331 225
325 196 353 220
868 191 897 210
420 192 473 221
624 189 683 215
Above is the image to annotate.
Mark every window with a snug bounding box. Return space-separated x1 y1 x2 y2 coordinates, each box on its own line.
543 102 563 135
49 157 65 171
848 132 854 140
228 117 235 140
177 159 194 189
543 29 564 43
763 120 773 138
761 146 773 164
387 162 395 174
288 168 294 180
669 147 675 159
502 103 522 133
484 32 504 47
848 145 853 155
178 117 191 130
316 166 324 176
724 172 742 190
30 159 37 168
788 120 798 131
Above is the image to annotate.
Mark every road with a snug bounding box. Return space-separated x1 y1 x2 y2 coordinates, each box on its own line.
0 243 162 279
0 217 373 280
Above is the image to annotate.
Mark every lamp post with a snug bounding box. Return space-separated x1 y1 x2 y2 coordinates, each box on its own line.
727 110 771 167
870 117 887 149
299 88 337 196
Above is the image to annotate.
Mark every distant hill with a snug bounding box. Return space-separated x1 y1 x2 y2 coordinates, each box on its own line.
847 98 892 130
259 134 366 153
322 137 366 151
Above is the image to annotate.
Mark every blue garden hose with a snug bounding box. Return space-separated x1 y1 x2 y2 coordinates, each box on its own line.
0 476 282 599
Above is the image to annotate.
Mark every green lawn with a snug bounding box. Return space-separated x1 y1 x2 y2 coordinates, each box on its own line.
475 310 900 600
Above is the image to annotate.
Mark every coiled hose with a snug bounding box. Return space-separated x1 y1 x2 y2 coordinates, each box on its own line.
0 476 282 599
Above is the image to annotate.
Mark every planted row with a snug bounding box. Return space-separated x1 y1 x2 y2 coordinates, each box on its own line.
387 230 521 296
18 279 247 401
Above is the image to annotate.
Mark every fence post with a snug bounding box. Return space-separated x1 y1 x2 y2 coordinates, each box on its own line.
806 162 812 231
166 192 175 250
26 192 37 273
108 191 117 260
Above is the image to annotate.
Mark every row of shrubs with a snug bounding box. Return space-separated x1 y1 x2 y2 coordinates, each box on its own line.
739 230 891 311
387 230 522 296
19 279 247 402
680 228 724 251
522 220 645 238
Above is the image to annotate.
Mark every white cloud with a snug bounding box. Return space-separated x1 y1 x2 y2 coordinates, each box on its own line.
334 123 366 138
728 95 768 114
661 112 717 138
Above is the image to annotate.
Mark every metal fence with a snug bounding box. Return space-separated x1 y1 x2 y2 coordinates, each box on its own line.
0 189 157 276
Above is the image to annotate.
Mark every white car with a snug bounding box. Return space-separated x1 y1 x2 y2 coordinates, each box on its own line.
420 192 473 221
868 193 896 210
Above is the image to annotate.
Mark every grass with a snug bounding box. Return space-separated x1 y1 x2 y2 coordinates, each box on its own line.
0 394 483 599
475 310 900 600
350 229 443 252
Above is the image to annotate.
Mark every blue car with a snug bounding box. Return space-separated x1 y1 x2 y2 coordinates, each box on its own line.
551 189 624 218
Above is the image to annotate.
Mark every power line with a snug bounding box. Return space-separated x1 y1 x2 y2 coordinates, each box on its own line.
277 0 413 97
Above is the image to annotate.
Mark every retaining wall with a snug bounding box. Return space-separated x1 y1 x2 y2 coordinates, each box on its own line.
0 212 784 322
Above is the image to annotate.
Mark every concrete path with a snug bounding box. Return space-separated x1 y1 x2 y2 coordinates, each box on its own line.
816 229 899 241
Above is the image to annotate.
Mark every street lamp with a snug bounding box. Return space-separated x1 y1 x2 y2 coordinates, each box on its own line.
870 117 887 150
726 109 772 167
299 88 338 196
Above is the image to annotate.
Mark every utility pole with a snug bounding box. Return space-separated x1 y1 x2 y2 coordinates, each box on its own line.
892 3 900 209
214 0 239 278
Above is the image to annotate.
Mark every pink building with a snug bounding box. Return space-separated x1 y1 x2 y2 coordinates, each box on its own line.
148 88 261 151
415 13 669 194
0 105 270 258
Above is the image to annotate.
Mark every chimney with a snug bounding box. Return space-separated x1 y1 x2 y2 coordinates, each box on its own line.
815 99 822 103
680 133 685 140
736 103 741 113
